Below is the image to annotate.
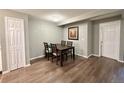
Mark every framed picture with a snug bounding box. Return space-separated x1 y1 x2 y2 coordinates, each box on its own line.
68 26 79 40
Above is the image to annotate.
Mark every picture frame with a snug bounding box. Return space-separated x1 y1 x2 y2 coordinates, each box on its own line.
68 26 79 40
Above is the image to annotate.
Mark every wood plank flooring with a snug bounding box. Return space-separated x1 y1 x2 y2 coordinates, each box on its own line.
0 56 124 83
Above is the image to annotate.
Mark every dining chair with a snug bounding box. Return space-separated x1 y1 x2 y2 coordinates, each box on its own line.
43 42 52 60
67 41 73 58
51 43 60 65
67 41 73 47
61 40 66 46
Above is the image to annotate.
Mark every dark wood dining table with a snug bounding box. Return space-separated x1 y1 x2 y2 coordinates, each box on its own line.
56 44 75 67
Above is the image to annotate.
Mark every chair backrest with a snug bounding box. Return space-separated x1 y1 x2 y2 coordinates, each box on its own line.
43 42 49 50
61 40 66 46
51 44 57 53
67 41 73 47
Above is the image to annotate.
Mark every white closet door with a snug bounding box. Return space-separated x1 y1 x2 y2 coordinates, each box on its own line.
5 17 26 71
99 20 120 60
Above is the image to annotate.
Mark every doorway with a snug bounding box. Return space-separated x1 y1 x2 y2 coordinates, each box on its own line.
99 20 120 60
5 17 26 71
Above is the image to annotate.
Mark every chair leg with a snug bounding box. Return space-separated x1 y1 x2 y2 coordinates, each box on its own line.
48 53 49 60
66 53 68 61
45 53 47 58
52 55 53 62
56 56 59 65
71 53 73 58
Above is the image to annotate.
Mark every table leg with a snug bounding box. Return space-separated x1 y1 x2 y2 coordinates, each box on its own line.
60 51 63 67
73 47 75 60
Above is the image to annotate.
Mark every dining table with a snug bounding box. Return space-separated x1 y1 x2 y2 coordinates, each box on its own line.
56 44 75 67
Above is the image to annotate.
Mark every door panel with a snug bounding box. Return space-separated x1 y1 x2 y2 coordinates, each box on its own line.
5 17 25 71
100 20 120 60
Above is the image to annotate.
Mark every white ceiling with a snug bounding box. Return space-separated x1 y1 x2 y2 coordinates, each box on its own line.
13 9 101 21
14 9 97 22
14 9 121 25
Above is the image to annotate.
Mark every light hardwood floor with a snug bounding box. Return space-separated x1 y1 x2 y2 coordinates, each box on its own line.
0 56 124 83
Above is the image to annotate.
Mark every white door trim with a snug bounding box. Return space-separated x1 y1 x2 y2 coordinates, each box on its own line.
99 20 120 60
5 16 26 71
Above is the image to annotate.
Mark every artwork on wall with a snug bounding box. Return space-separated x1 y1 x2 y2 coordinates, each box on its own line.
68 26 79 40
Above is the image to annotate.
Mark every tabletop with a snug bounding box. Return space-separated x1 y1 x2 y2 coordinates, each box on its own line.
56 44 74 51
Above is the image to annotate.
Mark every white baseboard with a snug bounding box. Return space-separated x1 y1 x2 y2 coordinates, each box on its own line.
76 54 84 57
2 64 31 75
30 55 45 61
87 54 93 58
118 60 124 63
91 54 124 63
90 54 100 57
76 54 100 58
83 55 89 58
2 70 10 74
2 55 44 75
24 64 31 67
76 54 89 58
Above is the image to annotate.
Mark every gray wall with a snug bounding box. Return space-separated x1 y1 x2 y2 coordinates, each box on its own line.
29 16 63 58
0 10 30 71
120 12 124 61
87 21 93 55
92 22 99 55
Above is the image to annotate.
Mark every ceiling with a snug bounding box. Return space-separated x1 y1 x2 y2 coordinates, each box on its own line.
14 9 97 21
14 9 121 25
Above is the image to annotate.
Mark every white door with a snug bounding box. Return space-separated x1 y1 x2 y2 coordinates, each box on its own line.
5 17 26 71
99 20 120 60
